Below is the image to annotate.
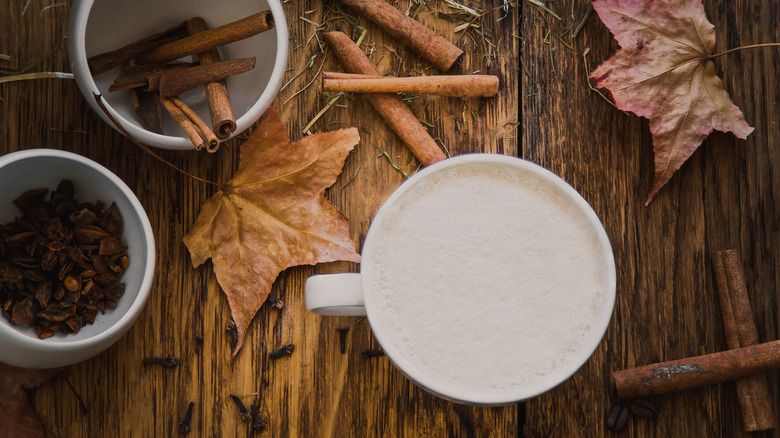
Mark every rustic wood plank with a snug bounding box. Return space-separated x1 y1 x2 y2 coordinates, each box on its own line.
1 0 519 436
521 0 778 437
5 0 776 436
276 1 519 436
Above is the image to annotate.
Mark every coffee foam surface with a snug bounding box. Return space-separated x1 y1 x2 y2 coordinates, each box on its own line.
364 162 606 396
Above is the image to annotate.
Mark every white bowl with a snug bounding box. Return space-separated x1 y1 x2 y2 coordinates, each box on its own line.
0 149 155 368
67 0 288 150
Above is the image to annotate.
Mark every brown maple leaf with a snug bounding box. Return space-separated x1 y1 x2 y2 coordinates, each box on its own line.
184 106 361 356
590 0 754 204
0 363 61 438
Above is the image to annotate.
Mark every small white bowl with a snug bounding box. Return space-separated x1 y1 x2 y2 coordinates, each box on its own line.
0 149 155 368
67 0 288 150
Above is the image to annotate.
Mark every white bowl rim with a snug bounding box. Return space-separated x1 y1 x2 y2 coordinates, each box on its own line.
360 153 618 405
67 0 289 150
0 149 156 348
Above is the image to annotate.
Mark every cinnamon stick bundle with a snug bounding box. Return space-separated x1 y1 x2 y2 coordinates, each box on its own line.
613 340 780 399
187 17 236 140
138 11 274 65
160 97 219 152
713 250 775 431
160 97 203 150
340 0 462 72
170 97 219 153
324 31 445 166
88 22 188 75
322 72 499 97
158 57 255 98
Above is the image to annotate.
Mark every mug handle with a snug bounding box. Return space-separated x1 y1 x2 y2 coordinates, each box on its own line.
305 273 367 316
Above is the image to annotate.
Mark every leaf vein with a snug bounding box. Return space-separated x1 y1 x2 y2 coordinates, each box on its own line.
611 10 705 54
230 193 354 254
657 63 704 178
230 153 323 189
683 0 710 53
612 57 700 92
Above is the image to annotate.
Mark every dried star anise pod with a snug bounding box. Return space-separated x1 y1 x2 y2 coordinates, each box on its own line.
0 181 130 338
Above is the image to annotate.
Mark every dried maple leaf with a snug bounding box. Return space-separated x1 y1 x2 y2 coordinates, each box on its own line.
0 363 61 438
590 0 754 204
184 107 361 356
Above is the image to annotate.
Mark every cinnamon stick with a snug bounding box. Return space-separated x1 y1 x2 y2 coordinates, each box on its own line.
613 340 780 399
324 31 445 166
321 72 362 80
339 0 463 72
87 21 188 75
168 97 220 152
138 11 274 65
108 63 195 92
124 63 164 134
130 88 163 134
322 73 499 97
713 250 775 431
160 97 204 150
158 57 255 98
186 17 237 140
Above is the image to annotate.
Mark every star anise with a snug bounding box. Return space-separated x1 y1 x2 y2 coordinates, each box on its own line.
0 181 129 338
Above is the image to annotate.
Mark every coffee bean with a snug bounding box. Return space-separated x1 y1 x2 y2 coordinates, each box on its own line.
630 398 658 418
607 403 629 432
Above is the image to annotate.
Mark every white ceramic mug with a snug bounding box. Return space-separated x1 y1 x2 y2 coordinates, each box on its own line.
305 154 616 404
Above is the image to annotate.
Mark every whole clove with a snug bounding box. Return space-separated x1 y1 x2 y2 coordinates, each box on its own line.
178 401 194 434
226 319 238 351
0 182 128 338
250 398 267 433
361 349 385 358
229 394 251 423
142 356 180 368
268 297 284 309
268 344 294 360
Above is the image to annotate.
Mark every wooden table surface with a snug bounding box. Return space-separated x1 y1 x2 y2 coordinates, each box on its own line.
1 0 778 436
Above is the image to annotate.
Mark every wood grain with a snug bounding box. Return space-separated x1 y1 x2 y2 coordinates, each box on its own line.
521 0 778 437
1 0 517 436
0 0 776 436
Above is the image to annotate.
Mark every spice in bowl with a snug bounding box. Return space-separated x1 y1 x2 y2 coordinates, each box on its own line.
87 11 275 152
0 180 129 339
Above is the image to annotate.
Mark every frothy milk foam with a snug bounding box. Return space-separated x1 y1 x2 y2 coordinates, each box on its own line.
364 162 606 396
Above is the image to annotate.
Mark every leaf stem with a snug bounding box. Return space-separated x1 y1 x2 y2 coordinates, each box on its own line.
709 43 780 59
93 92 223 189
